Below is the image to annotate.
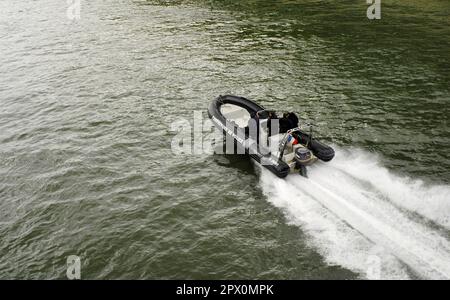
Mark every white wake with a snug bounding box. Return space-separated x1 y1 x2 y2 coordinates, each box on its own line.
258 146 450 279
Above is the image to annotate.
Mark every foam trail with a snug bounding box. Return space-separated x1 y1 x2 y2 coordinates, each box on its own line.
258 146 450 279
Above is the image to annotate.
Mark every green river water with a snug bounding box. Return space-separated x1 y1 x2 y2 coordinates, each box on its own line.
0 0 449 279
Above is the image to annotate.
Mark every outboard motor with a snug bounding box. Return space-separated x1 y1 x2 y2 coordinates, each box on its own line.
294 147 314 177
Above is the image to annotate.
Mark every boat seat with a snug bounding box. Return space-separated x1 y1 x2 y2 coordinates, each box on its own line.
220 104 251 128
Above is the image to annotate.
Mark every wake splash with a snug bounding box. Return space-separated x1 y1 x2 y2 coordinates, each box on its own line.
258 146 450 279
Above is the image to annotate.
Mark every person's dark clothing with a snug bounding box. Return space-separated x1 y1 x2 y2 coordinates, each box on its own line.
279 117 292 133
288 112 299 128
279 112 299 133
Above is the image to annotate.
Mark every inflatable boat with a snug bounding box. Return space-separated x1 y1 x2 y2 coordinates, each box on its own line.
207 95 335 178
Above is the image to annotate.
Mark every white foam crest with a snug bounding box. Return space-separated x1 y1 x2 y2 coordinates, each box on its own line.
258 146 450 279
330 147 450 229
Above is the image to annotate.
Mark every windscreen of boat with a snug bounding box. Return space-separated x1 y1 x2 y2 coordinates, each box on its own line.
220 104 251 128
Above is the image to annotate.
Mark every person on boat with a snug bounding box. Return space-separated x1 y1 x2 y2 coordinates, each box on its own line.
248 110 277 143
248 111 261 143
279 112 299 133
266 110 278 137
288 112 299 128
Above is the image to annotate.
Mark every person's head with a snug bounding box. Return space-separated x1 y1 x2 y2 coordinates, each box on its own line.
256 110 270 119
